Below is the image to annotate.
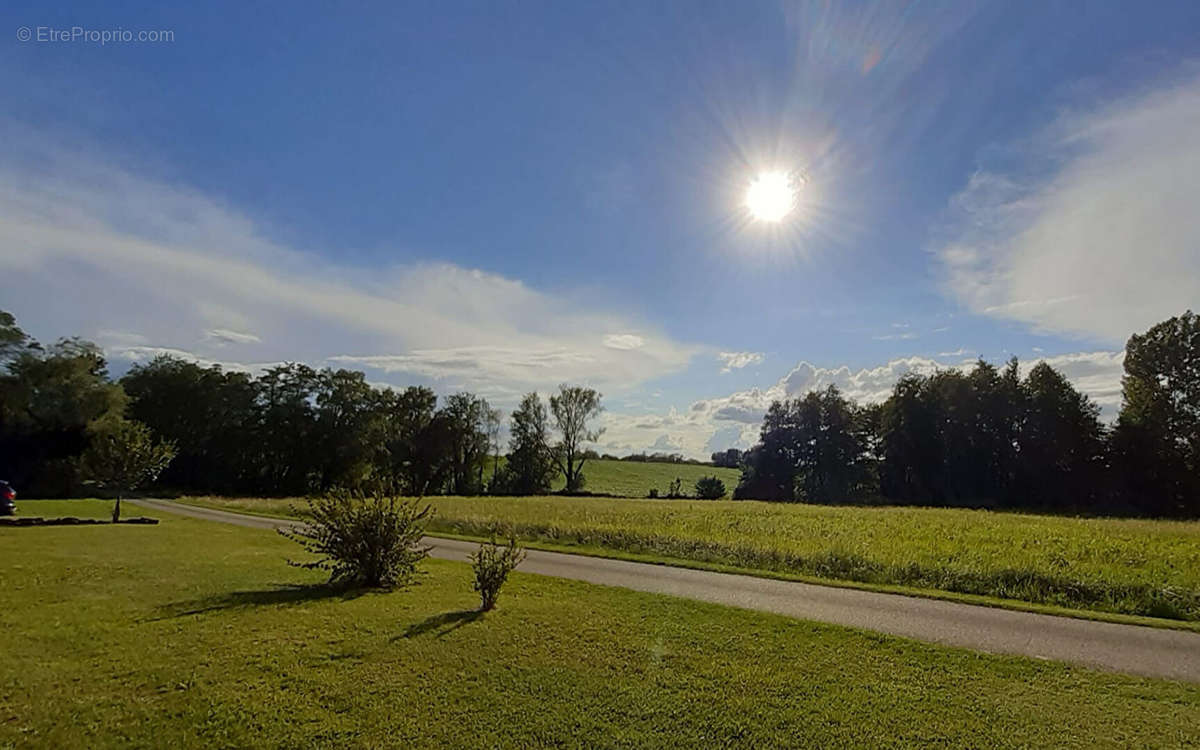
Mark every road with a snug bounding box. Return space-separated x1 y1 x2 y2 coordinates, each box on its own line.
131 498 1200 683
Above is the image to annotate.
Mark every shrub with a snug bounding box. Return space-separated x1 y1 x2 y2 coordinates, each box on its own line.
666 477 685 499
471 537 526 611
280 493 432 588
694 475 727 500
648 488 660 498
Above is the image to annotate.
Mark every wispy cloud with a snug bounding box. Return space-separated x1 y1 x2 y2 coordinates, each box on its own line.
935 69 1200 343
0 129 700 399
717 351 764 373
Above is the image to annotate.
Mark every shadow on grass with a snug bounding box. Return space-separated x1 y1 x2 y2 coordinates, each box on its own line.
152 584 376 620
397 609 484 639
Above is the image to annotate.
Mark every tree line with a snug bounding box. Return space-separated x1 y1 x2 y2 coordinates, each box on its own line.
0 310 603 498
734 311 1200 518
3 307 1197 516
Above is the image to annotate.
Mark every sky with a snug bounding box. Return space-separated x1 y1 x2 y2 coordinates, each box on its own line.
2 1 1199 458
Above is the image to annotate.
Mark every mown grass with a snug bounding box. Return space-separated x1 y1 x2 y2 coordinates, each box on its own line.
180 495 1200 622
484 457 741 498
3 500 1199 748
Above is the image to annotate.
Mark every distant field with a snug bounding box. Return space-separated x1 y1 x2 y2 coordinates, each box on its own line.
3 500 1198 748
480 457 741 498
182 495 1200 622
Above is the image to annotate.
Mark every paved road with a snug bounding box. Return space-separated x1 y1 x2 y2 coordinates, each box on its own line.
131 498 1200 683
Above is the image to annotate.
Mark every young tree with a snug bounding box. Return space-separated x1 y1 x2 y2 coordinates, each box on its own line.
81 419 177 522
500 392 557 495
549 385 603 492
694 475 726 499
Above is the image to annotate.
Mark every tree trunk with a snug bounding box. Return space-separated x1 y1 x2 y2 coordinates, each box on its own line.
112 495 121 523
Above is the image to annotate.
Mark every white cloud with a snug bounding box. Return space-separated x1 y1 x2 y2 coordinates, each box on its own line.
717 351 764 373
938 347 973 357
872 332 918 341
602 333 645 350
936 71 1200 343
0 131 699 399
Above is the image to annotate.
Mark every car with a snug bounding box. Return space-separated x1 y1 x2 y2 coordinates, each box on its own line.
0 481 15 516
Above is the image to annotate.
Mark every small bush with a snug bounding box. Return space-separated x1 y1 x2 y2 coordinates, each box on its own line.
666 477 685 499
471 537 526 611
694 475 727 500
648 488 660 498
280 493 432 588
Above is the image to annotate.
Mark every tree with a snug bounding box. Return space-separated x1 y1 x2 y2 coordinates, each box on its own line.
81 419 177 521
1112 311 1200 516
1017 362 1105 509
441 392 493 495
498 392 557 495
736 386 875 503
0 329 127 496
549 385 604 492
710 448 743 468
694 475 727 499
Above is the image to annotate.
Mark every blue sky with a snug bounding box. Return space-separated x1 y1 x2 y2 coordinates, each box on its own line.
3 1 1200 456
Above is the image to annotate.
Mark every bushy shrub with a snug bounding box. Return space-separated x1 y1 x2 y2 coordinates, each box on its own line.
647 488 660 498
280 493 432 588
471 537 526 611
694 475 727 500
666 477 685 499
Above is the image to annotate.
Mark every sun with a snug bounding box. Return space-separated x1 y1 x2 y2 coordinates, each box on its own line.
744 170 797 222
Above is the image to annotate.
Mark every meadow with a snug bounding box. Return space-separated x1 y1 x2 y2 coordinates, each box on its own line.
2 499 1198 748
182 494 1200 622
486 457 742 498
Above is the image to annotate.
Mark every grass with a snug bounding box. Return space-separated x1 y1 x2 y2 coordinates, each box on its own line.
484 457 741 498
2 500 1199 748
179 494 1200 622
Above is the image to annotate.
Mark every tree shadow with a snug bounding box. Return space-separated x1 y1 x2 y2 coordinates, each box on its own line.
151 584 375 620
396 609 484 639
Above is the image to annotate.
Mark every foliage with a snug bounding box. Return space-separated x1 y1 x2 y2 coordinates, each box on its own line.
737 386 877 503
666 477 684 498
710 448 743 468
694 475 727 500
494 392 557 495
0 329 127 495
470 536 527 611
549 385 604 493
279 493 432 588
1112 310 1200 517
80 418 177 521
7 502 1199 749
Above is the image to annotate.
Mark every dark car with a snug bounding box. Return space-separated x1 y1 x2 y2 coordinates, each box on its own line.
0 481 15 516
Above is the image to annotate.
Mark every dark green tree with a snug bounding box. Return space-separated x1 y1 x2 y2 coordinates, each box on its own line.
1111 311 1200 516
497 392 557 495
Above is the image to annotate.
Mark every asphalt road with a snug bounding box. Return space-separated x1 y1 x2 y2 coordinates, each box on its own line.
131 498 1200 683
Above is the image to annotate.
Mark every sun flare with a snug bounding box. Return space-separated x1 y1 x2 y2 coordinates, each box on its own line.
744 170 797 222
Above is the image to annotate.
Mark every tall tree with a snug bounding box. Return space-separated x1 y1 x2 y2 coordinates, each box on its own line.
500 392 557 495
1112 311 1200 516
549 385 603 492
441 392 492 495
1017 362 1105 509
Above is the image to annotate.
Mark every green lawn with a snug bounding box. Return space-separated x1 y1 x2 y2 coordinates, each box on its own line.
2 500 1198 748
181 494 1200 622
483 457 741 498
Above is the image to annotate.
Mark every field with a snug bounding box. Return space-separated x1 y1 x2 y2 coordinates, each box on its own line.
3 500 1199 748
485 457 741 498
182 495 1200 622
